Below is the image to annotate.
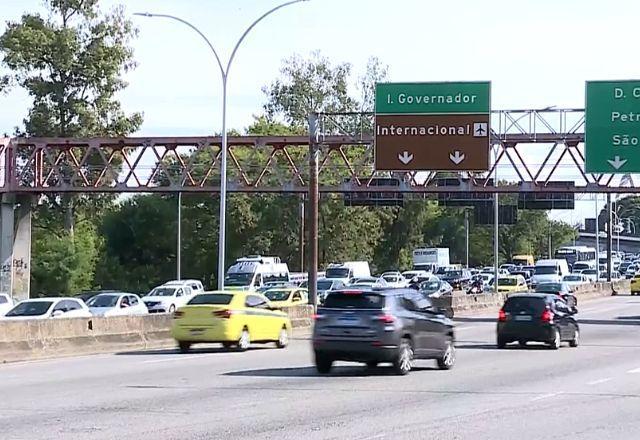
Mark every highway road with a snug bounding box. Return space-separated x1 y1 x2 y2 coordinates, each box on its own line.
2 294 640 440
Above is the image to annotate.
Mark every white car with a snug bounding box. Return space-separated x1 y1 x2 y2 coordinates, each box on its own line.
162 279 205 296
562 274 589 289
402 270 431 280
581 269 598 282
380 273 408 288
3 297 91 320
0 294 14 316
142 284 194 313
86 293 148 317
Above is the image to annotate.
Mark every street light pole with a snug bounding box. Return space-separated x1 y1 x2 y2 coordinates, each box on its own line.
135 0 309 290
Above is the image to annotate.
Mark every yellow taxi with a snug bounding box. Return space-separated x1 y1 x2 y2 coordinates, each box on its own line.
497 275 528 295
171 291 291 353
631 274 640 296
263 288 308 308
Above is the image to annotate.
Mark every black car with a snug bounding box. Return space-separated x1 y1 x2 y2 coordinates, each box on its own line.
439 270 472 290
312 288 455 375
497 293 579 349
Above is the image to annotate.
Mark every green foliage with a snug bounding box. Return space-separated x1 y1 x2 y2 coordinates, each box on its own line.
31 223 98 296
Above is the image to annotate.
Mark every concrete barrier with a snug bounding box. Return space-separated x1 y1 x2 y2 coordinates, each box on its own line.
0 305 313 363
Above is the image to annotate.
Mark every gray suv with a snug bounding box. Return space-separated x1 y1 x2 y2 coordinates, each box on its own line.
312 288 456 375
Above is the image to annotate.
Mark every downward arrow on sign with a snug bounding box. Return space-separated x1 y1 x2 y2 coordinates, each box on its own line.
449 150 465 165
398 151 413 165
607 156 627 170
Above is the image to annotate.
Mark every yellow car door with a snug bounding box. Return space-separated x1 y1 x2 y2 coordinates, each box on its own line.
244 294 275 340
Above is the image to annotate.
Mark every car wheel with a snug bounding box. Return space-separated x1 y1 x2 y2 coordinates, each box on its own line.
276 327 288 349
238 328 251 351
393 338 414 376
549 328 561 350
315 352 333 374
168 304 176 313
178 341 191 353
437 339 455 370
366 361 378 369
569 327 579 348
497 337 507 349
518 340 527 348
222 342 234 349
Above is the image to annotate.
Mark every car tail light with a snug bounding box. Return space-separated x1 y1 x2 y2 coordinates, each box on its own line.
313 313 326 321
541 308 554 323
377 314 395 324
213 309 234 319
173 311 184 319
498 309 506 322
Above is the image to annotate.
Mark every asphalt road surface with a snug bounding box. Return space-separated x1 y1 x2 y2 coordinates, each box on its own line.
2 294 640 440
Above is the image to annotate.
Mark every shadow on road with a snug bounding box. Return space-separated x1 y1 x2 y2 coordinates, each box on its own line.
456 343 550 350
115 346 271 356
578 318 640 326
225 364 439 378
454 317 496 323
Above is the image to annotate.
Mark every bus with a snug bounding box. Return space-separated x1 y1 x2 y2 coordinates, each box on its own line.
554 246 597 267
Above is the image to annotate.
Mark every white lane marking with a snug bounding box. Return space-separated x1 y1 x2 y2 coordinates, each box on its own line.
455 326 479 331
530 392 561 402
141 353 223 364
627 367 640 374
587 378 612 385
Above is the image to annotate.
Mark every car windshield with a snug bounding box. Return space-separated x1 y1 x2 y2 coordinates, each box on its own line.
323 292 384 309
536 283 564 293
583 269 597 275
444 271 462 278
326 268 350 278
6 301 53 317
224 273 253 287
420 281 441 292
382 275 397 282
86 295 119 308
563 275 582 281
148 287 176 297
317 280 334 291
0 296 7 304
498 278 518 286
187 294 233 305
535 266 558 275
264 290 291 302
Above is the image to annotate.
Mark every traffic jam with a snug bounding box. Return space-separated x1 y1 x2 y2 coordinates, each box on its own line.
3 245 637 375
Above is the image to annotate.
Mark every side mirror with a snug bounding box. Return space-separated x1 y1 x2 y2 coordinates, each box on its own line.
51 310 64 318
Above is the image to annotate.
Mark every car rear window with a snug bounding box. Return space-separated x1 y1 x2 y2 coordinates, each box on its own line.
323 292 384 309
503 297 547 314
187 294 233 305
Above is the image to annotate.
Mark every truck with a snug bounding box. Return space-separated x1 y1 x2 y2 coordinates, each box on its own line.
324 261 371 283
412 248 450 274
224 255 290 290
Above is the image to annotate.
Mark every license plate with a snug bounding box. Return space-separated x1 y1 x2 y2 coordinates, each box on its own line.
514 315 532 321
337 316 359 326
190 328 205 335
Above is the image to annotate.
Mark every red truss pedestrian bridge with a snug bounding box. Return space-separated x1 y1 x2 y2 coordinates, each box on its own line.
0 108 638 194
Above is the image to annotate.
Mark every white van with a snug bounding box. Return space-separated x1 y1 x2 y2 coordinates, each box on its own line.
325 261 371 283
531 259 570 287
224 256 290 290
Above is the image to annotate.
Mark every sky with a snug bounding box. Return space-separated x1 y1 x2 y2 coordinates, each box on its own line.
1 0 640 226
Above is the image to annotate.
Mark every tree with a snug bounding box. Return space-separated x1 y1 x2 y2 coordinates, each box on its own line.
0 0 142 294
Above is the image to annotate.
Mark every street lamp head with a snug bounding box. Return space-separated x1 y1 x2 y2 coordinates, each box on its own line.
133 12 154 17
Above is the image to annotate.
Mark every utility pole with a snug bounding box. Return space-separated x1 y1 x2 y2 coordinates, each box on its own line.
299 194 305 272
595 195 600 281
465 209 469 268
607 194 613 282
308 113 319 310
177 192 182 280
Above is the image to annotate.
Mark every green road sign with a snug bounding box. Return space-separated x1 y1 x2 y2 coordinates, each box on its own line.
375 82 490 114
586 80 640 173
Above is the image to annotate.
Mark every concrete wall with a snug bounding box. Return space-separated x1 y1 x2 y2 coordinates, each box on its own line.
0 305 314 363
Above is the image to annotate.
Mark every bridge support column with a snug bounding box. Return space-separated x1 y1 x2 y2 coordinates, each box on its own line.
0 194 32 302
